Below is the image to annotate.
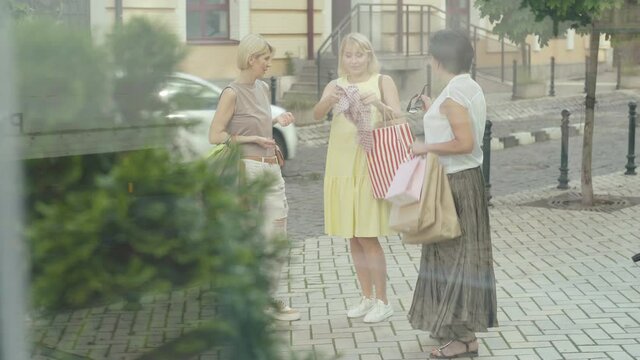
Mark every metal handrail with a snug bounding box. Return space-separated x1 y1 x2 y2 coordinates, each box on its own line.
315 3 526 97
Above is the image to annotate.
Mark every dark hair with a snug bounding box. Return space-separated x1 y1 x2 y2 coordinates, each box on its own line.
428 29 474 75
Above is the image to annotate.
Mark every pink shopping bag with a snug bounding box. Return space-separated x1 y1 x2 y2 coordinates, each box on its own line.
385 156 426 206
366 122 414 199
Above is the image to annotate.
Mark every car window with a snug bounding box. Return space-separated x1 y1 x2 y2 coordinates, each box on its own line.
161 77 220 111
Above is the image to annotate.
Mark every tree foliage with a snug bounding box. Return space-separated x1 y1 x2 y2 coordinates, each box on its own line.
521 0 623 36
475 0 567 47
16 18 110 132
108 18 187 123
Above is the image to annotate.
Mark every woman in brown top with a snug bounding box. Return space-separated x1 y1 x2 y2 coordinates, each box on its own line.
208 33 299 322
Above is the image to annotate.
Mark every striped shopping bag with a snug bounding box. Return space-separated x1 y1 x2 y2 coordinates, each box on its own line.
366 122 414 199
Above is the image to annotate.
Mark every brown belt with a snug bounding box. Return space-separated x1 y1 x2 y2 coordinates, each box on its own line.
243 155 279 164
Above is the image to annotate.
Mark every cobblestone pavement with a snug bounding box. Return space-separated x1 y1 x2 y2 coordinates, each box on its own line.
275 171 640 360
31 170 640 360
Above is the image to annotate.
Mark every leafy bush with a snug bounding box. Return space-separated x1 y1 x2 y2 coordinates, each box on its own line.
27 148 290 359
109 17 187 123
15 18 110 132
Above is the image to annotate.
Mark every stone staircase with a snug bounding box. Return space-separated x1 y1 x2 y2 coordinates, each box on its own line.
282 60 320 104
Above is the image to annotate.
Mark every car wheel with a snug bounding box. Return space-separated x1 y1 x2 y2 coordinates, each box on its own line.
273 130 288 159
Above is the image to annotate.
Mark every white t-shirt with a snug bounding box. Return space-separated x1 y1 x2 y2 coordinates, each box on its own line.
422 73 487 174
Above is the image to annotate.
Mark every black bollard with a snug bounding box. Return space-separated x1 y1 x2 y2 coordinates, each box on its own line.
482 119 493 204
616 49 622 90
512 60 518 100
625 101 637 175
270 76 277 105
558 109 571 189
549 57 556 97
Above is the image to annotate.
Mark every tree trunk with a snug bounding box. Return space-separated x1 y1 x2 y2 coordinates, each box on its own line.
521 43 528 69
581 28 599 206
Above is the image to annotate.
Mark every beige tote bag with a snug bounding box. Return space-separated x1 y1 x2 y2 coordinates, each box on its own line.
389 153 462 245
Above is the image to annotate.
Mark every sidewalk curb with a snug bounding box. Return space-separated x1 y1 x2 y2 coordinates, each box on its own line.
491 123 585 151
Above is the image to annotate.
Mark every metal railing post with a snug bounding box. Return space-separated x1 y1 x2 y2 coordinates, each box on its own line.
420 5 424 55
500 37 505 82
550 56 556 97
482 119 493 204
625 101 637 175
405 5 410 56
527 43 532 77
512 60 518 100
427 5 431 50
558 109 571 189
369 4 373 40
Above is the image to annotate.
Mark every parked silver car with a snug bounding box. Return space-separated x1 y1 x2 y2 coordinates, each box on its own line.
161 72 297 161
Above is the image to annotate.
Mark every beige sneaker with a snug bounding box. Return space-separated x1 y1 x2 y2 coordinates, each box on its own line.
271 299 301 321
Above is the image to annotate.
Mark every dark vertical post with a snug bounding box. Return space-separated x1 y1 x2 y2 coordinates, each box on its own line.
626 101 637 175
482 119 493 204
419 5 424 55
369 4 373 40
527 43 532 77
512 60 518 100
396 0 403 53
307 0 314 59
549 56 556 97
558 109 571 189
426 64 432 97
616 48 622 90
405 5 410 56
270 76 277 105
357 3 361 33
472 26 477 80
115 0 123 25
316 52 321 99
427 5 431 49
500 37 505 82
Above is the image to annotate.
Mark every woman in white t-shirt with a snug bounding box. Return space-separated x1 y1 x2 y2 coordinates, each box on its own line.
408 29 498 359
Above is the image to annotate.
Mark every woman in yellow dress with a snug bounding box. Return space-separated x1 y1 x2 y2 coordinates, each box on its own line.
313 33 402 323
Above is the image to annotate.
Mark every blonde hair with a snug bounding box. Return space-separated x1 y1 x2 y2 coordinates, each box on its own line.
237 34 274 70
337 33 380 77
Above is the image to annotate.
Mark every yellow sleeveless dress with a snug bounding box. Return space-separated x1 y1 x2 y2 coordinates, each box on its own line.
324 74 392 238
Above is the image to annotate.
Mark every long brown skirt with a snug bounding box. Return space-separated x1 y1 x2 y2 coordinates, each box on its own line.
407 166 498 339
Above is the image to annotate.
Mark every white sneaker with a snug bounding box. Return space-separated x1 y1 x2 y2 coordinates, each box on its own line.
271 299 301 321
363 299 393 323
347 296 375 318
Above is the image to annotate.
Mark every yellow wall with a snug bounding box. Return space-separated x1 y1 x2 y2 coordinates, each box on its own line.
180 45 239 80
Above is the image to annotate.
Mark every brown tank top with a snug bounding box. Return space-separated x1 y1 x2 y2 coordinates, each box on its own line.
225 80 274 157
